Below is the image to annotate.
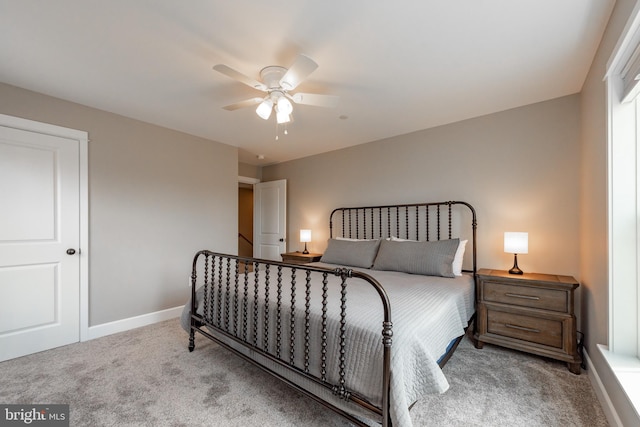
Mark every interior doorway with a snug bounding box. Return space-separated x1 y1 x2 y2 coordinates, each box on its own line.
238 182 254 258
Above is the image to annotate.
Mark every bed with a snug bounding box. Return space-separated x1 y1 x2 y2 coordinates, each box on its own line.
183 201 477 427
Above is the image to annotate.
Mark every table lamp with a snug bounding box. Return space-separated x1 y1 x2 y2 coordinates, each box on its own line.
300 229 311 254
504 232 528 275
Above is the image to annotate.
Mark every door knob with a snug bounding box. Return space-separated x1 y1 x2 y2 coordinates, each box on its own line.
66 248 77 255
279 238 284 242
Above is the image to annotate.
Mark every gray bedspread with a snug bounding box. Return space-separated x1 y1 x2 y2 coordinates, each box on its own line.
181 262 475 427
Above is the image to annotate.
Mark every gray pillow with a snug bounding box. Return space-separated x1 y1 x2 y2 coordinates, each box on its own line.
320 238 381 268
372 238 460 277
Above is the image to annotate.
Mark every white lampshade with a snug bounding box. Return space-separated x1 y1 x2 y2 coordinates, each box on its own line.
504 232 528 254
276 110 291 124
256 99 273 120
277 97 293 115
300 229 311 243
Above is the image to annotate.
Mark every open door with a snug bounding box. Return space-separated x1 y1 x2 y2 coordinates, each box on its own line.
253 179 286 260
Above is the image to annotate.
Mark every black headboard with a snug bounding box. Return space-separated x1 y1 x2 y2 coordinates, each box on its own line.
329 201 477 274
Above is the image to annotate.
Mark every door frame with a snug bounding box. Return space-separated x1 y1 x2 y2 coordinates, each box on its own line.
0 114 89 342
238 175 260 186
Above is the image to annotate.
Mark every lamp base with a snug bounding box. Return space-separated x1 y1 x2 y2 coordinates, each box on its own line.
509 253 523 275
509 266 523 275
302 242 309 255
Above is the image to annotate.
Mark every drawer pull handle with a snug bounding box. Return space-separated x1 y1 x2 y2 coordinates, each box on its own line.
504 292 540 300
505 323 540 333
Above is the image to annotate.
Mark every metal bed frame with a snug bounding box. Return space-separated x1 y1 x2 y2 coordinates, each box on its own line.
330 201 477 274
188 201 477 426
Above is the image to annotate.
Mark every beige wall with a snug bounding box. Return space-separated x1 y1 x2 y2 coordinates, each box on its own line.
263 95 581 280
0 83 238 326
239 162 262 180
580 0 639 425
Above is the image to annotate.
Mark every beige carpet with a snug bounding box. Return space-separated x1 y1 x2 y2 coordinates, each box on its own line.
0 319 608 426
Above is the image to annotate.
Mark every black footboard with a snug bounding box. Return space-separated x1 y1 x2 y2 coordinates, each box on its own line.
188 251 393 427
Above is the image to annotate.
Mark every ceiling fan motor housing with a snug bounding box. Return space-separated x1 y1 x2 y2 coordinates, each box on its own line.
259 66 293 115
260 66 289 90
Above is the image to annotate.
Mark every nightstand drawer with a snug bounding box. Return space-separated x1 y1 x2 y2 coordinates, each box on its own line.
487 309 563 348
484 281 567 312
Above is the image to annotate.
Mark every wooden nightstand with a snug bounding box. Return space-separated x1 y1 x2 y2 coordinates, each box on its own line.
474 268 582 374
281 252 323 265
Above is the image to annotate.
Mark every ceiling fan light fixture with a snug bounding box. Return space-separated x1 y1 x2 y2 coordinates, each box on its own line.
256 99 273 120
276 97 293 115
276 110 291 124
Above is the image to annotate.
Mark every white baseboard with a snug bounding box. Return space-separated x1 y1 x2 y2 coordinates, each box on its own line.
585 348 624 427
84 306 183 341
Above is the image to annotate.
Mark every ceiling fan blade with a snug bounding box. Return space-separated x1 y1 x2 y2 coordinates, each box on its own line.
222 97 264 111
290 92 339 108
280 54 318 90
213 64 267 91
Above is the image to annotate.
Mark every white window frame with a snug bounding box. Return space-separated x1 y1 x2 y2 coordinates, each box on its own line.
602 0 640 415
606 71 640 358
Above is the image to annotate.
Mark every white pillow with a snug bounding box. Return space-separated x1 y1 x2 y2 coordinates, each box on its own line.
391 236 467 276
452 240 467 276
335 236 375 241
390 236 415 242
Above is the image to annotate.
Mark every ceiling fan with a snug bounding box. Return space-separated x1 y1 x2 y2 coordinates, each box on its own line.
213 54 339 124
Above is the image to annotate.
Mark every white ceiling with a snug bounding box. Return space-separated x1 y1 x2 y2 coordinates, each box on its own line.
0 1 614 166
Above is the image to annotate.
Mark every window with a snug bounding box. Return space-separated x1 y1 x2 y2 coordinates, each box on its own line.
606 0 640 359
603 0 640 414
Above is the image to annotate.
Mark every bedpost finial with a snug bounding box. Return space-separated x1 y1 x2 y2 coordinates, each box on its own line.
382 321 393 347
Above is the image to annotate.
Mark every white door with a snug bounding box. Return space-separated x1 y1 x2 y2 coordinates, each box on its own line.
253 179 286 260
0 122 82 361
